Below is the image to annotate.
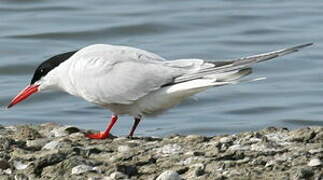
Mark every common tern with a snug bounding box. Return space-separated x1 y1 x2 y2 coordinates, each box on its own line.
7 43 313 139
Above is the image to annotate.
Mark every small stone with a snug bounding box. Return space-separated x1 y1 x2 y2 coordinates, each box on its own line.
219 137 233 144
309 148 323 154
110 171 128 179
118 145 131 153
248 137 262 143
4 168 12 175
14 174 28 180
71 164 94 175
307 158 322 167
156 170 182 180
0 159 10 170
88 177 112 180
13 161 29 170
15 125 41 140
42 140 61 150
26 138 50 148
49 126 80 137
228 144 250 151
116 164 138 177
294 167 314 179
156 144 183 155
70 132 85 138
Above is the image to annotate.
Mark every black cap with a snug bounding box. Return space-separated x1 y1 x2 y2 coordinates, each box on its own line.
30 50 78 85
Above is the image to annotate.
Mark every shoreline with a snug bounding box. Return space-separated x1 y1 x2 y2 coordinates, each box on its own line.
0 123 322 179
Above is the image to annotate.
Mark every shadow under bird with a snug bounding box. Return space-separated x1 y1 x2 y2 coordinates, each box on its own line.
7 43 313 139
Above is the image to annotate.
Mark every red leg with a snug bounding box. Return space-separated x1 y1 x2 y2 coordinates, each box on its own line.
128 115 141 137
85 115 118 139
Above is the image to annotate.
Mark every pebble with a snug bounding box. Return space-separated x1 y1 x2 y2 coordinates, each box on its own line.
308 148 323 154
307 158 322 167
157 144 183 155
42 140 61 150
228 144 250 151
14 174 29 180
0 159 10 170
0 124 321 179
109 171 128 179
4 168 12 175
118 145 131 153
71 164 94 175
156 170 182 180
26 138 50 148
13 161 29 170
219 137 233 144
49 126 80 137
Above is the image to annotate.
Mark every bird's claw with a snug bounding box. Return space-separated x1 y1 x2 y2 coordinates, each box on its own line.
85 132 110 139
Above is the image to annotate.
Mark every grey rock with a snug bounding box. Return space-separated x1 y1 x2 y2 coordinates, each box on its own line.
110 171 128 179
156 144 183 155
0 124 321 179
117 145 131 153
156 170 182 180
49 126 80 137
307 158 322 167
71 164 94 175
0 159 10 170
13 161 29 170
3 168 12 175
14 174 28 180
219 136 233 144
42 140 61 150
42 140 71 150
26 138 50 149
15 125 41 140
293 167 314 179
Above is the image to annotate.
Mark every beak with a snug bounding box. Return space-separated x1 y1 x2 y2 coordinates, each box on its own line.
7 84 40 108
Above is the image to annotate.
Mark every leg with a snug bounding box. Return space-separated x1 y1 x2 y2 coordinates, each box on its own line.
85 115 118 139
128 115 142 137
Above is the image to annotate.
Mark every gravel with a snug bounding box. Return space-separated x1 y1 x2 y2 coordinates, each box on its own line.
0 124 321 179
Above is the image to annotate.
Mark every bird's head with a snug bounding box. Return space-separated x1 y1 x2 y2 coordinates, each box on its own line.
7 50 77 108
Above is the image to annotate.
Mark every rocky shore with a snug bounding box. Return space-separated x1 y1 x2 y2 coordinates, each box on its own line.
0 124 322 180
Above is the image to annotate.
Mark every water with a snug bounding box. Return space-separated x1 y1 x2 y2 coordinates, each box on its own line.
1 0 322 137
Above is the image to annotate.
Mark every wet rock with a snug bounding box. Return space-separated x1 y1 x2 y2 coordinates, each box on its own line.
156 170 182 180
307 158 322 167
71 164 94 175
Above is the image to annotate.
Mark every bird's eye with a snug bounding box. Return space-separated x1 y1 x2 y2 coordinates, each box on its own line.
40 69 44 73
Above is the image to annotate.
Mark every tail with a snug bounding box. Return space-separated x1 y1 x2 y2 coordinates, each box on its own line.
173 43 313 84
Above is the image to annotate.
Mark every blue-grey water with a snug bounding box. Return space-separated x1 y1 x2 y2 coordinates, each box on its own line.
1 0 322 137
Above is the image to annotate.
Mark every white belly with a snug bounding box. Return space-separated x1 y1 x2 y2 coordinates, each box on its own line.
105 79 229 116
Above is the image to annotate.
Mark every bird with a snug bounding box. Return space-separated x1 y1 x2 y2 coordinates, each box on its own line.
7 43 313 139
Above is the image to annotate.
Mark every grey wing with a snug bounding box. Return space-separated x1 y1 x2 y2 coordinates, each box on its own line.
172 43 313 83
72 56 182 105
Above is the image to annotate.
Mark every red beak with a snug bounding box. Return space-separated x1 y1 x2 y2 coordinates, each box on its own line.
7 84 39 108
